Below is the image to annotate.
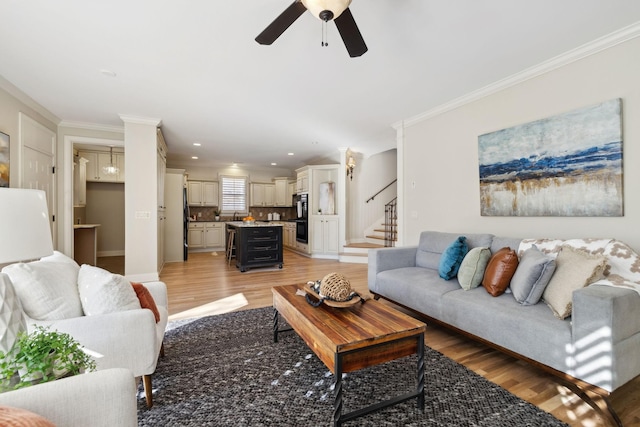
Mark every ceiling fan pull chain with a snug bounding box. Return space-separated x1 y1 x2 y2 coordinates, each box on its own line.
321 20 328 47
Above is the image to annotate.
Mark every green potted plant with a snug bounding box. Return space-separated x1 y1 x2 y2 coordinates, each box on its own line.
0 326 96 391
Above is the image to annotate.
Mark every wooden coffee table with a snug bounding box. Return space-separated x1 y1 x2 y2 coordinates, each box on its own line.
272 284 427 427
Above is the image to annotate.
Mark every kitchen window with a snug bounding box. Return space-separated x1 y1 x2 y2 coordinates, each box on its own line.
220 175 248 215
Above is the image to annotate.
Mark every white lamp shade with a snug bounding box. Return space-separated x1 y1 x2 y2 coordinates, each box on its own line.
301 0 352 20
0 188 54 264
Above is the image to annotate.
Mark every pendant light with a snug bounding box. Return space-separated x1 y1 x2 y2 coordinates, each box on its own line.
102 147 119 176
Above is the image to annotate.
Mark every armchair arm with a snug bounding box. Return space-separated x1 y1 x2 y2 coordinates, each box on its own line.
368 246 417 293
0 368 137 427
142 280 168 309
25 309 160 376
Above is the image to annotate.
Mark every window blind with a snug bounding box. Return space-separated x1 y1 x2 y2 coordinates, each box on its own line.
220 175 247 214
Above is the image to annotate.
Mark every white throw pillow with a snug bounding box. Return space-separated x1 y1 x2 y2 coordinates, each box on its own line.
77 265 141 316
2 253 83 320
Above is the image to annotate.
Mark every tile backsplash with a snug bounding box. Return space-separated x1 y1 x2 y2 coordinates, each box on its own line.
189 206 296 221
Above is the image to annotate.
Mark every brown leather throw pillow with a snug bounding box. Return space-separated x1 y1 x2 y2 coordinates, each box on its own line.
482 247 519 297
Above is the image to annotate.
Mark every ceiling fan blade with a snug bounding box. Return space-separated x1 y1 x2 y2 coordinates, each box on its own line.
333 8 368 57
255 1 307 45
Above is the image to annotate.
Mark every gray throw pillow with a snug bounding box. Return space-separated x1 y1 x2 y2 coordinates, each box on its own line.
510 245 556 305
458 247 491 290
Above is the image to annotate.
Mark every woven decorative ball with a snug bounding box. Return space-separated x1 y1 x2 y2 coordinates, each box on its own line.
320 272 352 302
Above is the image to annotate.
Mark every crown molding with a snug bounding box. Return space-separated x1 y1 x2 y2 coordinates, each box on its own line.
59 120 124 134
119 114 162 127
0 75 60 125
393 21 640 130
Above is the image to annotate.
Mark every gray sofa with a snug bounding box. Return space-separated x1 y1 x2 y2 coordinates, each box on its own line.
368 231 640 424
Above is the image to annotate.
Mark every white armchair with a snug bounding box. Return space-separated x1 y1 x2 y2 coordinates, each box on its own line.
0 368 137 426
2 254 168 408
23 280 168 407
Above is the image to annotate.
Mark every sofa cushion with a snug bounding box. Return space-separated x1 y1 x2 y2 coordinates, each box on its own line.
457 247 491 290
376 267 461 318
543 245 607 319
482 247 519 297
77 265 141 316
1 252 83 320
511 245 556 305
0 406 56 427
438 236 468 280
416 231 493 269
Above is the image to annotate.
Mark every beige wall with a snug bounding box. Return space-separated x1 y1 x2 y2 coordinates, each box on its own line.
0 79 58 185
400 36 640 251
86 182 125 255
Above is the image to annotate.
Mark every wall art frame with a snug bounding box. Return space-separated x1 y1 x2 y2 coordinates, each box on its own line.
0 131 9 188
478 99 623 217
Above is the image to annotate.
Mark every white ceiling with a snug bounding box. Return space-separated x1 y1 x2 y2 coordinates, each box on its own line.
1 1 639 171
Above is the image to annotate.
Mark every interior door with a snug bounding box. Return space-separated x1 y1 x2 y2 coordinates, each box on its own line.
20 113 56 245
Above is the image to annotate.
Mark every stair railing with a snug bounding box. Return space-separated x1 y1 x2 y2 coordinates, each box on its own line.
384 198 397 247
366 179 397 203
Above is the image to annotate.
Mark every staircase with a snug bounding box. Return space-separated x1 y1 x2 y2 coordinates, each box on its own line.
339 242 383 264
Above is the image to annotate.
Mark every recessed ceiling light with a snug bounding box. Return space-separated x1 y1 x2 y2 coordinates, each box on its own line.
99 69 117 77
191 156 198 160
288 152 294 156
271 162 277 166
193 142 201 146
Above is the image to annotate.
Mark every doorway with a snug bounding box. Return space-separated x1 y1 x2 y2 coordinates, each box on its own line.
62 135 124 268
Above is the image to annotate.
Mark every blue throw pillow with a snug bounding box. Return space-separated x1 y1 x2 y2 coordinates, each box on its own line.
438 236 468 280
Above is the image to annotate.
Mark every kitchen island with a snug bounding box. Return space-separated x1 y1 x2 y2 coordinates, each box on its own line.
226 221 283 272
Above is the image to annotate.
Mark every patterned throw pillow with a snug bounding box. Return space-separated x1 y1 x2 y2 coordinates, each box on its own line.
482 247 519 297
457 247 491 290
510 245 556 305
542 245 607 319
438 236 468 280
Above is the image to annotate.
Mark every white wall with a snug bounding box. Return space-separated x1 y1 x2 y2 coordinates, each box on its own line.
400 36 640 251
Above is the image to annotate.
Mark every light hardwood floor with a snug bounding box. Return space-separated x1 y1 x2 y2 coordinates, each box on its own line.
154 250 640 426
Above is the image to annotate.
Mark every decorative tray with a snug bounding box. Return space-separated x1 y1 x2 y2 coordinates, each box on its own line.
301 282 362 308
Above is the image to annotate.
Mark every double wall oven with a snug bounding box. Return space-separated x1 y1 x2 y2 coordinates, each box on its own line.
293 193 308 243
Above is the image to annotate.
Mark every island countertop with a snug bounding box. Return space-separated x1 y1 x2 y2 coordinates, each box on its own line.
226 221 283 228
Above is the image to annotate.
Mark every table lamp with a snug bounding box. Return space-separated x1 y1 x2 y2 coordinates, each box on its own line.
0 188 54 354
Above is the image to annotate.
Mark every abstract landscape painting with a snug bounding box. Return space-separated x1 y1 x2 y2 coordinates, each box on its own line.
478 99 623 216
0 132 9 188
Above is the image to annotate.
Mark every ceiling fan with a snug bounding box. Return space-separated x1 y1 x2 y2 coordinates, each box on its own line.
255 0 368 58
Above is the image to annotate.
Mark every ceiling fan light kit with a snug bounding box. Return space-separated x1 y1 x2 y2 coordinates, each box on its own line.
256 0 367 58
301 0 351 20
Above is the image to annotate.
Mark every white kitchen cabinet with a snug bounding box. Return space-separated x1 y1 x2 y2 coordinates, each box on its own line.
80 150 125 183
158 209 166 272
296 169 309 193
73 157 88 207
251 183 275 206
287 181 296 206
310 215 339 256
189 222 223 250
187 181 219 206
157 146 166 209
188 222 205 248
205 222 224 247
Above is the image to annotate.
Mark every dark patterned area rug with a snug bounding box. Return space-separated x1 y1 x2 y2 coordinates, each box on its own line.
137 307 567 426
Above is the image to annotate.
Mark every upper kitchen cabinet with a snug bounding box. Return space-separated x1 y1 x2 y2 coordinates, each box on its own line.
188 180 219 206
73 157 88 207
274 178 295 207
80 149 125 183
157 129 167 209
295 168 309 193
250 182 275 207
